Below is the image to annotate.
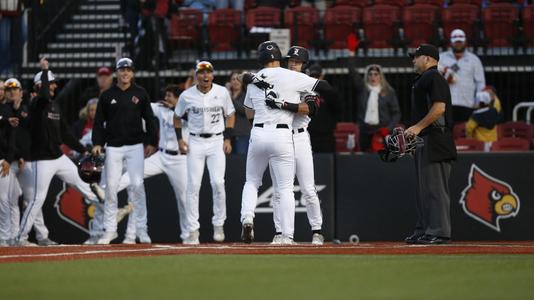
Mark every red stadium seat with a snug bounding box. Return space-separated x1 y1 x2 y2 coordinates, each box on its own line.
402 4 440 47
323 5 362 49
245 6 281 30
449 0 482 5
491 138 530 152
455 138 484 152
523 4 534 46
413 0 444 7
497 121 534 141
334 0 370 7
168 8 203 50
482 3 519 47
373 0 407 7
362 4 401 48
284 6 320 49
334 122 360 152
441 4 480 43
207 9 242 51
453 122 467 139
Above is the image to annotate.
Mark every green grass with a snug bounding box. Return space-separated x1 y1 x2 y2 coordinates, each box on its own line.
1 255 534 300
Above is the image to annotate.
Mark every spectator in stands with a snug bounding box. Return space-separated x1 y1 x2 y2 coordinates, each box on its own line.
80 67 113 111
217 0 244 10
353 64 401 152
465 88 503 152
439 29 485 124
73 98 99 148
226 71 250 155
307 62 341 153
135 0 170 70
183 0 216 21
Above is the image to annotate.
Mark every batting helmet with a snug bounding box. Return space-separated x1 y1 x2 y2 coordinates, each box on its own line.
77 154 105 183
379 127 424 162
286 46 309 66
257 41 282 66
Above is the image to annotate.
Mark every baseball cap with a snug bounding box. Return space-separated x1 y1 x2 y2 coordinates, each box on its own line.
408 44 440 62
450 29 466 43
33 70 56 85
195 61 214 73
116 58 134 70
476 91 491 105
4 78 22 89
96 66 112 76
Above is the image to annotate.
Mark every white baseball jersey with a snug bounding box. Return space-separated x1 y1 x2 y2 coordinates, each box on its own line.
152 103 189 150
244 67 318 127
175 84 235 134
292 90 317 129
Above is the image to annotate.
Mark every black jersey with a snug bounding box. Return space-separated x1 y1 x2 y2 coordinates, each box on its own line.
92 83 157 147
28 70 86 161
0 102 15 162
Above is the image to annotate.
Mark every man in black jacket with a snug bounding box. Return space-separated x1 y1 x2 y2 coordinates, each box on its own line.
92 57 157 244
15 58 104 246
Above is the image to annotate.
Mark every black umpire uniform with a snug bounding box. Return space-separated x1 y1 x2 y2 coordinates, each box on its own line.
407 44 457 244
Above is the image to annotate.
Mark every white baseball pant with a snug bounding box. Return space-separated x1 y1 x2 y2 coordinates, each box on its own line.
9 163 50 241
17 155 99 241
102 144 146 234
185 135 226 233
240 126 296 238
0 164 20 241
119 151 188 240
271 129 323 233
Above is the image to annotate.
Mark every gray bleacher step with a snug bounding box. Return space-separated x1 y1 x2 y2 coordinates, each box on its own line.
79 4 120 10
37 52 117 62
64 22 121 30
25 61 115 69
71 14 121 21
57 32 129 40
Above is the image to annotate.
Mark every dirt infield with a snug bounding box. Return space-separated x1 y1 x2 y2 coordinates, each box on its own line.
1 241 534 263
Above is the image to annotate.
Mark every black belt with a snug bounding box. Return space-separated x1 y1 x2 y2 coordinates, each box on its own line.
254 123 289 129
159 148 183 156
292 128 306 134
190 132 223 138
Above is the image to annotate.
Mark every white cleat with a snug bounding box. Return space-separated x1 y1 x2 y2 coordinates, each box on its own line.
137 231 151 244
213 226 225 242
311 233 324 245
37 238 59 246
280 235 297 245
90 183 106 203
14 239 38 247
183 230 200 245
270 234 283 245
0 239 10 247
122 235 136 244
97 232 118 245
83 235 101 245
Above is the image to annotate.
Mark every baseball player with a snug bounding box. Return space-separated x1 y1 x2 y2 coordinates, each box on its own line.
0 82 16 247
15 58 105 246
270 46 324 245
1 78 58 246
174 61 235 245
114 84 189 244
240 41 325 245
92 57 157 244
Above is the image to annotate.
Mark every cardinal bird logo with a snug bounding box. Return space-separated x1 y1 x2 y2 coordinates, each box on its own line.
54 184 94 233
459 164 520 232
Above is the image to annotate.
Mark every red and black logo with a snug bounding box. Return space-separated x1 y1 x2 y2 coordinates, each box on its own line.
459 164 520 232
54 184 93 233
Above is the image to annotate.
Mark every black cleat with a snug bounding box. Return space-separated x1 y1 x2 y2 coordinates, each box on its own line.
241 223 254 244
417 234 450 245
404 232 425 244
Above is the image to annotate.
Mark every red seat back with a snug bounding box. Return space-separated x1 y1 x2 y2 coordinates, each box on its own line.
441 4 480 43
491 138 530 152
169 8 203 44
455 138 484 152
362 4 401 48
324 5 362 49
482 3 519 47
373 0 407 7
413 0 444 6
523 4 534 46
402 4 440 47
335 0 370 7
450 0 482 5
284 6 320 48
246 6 281 30
208 9 242 51
497 121 534 140
334 122 360 152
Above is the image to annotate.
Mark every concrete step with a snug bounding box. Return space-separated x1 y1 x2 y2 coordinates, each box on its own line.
79 4 121 11
64 22 121 30
71 14 121 21
57 32 129 40
47 42 122 52
25 60 115 69
38 52 117 60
